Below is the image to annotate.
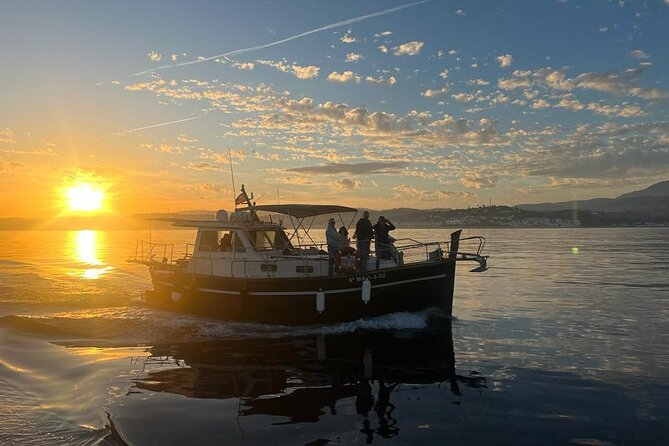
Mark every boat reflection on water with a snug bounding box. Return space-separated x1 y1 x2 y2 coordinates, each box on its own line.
133 320 486 441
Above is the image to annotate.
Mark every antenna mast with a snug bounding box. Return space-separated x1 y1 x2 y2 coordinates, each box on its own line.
228 148 237 209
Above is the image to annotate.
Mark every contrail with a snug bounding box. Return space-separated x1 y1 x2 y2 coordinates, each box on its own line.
132 0 430 76
115 116 199 135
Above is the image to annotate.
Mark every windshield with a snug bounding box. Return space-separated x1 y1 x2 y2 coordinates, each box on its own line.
247 229 293 251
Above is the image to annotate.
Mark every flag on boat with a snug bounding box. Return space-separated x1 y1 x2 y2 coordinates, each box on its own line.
235 191 249 205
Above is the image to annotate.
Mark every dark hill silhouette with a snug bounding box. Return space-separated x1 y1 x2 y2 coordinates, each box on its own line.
517 180 669 212
617 180 669 200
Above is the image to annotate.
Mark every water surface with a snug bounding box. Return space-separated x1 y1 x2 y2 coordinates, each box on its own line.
0 228 667 445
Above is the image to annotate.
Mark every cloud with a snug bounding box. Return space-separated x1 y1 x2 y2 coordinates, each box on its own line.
510 121 669 180
340 30 357 43
328 70 362 83
374 31 393 38
421 87 449 97
232 62 255 70
365 75 396 85
1 128 16 144
177 134 199 143
391 184 475 202
286 161 408 175
141 143 189 154
164 182 230 196
497 54 513 68
345 52 365 62
256 59 319 79
460 172 497 189
333 178 362 191
555 98 584 111
148 51 162 62
292 65 320 79
392 41 424 56
438 69 449 79
0 158 22 171
498 65 668 99
629 50 649 60
184 162 227 172
378 45 389 54
531 99 550 109
585 102 645 117
132 0 431 76
124 76 503 148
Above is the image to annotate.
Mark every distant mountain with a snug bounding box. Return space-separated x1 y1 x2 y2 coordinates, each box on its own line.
517 180 669 213
617 180 669 200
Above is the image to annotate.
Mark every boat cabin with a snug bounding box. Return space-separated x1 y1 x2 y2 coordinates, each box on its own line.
182 218 331 279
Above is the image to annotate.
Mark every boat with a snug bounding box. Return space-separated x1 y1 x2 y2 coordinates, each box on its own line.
129 185 488 325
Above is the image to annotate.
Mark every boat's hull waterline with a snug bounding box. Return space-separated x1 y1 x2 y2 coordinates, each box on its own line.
147 260 456 325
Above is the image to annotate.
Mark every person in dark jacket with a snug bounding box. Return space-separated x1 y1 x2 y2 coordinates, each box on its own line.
353 210 374 271
373 216 396 263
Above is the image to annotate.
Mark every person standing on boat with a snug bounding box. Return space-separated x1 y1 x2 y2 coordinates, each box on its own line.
326 218 339 274
373 216 396 265
353 211 374 271
338 226 350 250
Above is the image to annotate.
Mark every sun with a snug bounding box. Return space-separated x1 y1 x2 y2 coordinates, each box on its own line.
65 183 105 212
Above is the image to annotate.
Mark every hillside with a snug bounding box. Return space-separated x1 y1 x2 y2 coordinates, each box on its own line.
517 180 669 213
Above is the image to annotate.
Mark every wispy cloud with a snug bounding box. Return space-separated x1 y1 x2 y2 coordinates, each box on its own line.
0 128 16 144
498 65 668 100
132 0 431 76
629 49 649 60
115 116 199 136
287 161 408 175
256 59 320 79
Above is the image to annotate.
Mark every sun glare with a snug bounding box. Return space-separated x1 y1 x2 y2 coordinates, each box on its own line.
65 183 105 212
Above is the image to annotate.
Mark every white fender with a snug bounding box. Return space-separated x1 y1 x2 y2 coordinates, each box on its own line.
361 279 371 304
316 289 325 313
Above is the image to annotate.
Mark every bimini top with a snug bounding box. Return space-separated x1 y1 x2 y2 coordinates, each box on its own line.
154 217 277 230
252 204 357 219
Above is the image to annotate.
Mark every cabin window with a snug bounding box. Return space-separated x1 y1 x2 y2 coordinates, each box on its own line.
296 265 314 273
233 232 246 253
247 229 293 251
247 230 274 251
273 230 293 251
198 231 219 252
218 231 233 252
261 264 278 272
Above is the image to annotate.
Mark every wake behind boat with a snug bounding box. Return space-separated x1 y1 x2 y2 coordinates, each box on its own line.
129 186 488 325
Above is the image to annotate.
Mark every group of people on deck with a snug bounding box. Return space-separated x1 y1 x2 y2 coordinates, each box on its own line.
326 210 396 273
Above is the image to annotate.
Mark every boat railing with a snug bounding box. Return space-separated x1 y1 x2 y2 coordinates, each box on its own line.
129 239 193 265
389 235 487 268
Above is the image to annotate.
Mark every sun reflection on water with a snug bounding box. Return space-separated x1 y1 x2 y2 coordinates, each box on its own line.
69 230 113 279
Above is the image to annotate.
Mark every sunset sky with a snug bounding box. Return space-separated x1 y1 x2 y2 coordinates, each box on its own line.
2 0 668 218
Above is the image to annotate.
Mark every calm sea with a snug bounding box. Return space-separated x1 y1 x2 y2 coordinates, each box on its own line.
0 228 667 445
